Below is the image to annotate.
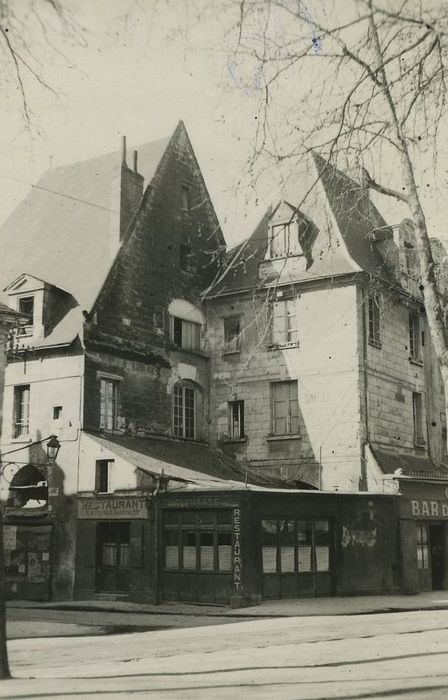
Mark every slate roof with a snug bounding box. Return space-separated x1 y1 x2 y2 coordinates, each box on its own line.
87 432 283 488
0 135 171 311
207 153 396 297
0 301 21 318
372 447 448 478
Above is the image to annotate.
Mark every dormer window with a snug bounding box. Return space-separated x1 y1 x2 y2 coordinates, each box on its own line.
270 222 301 258
18 296 34 334
404 242 418 279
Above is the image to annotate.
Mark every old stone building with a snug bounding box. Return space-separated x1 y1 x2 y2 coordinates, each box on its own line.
0 121 260 602
204 154 448 594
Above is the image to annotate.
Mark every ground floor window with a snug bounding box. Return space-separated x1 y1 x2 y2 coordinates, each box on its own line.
163 509 232 572
261 519 331 574
416 524 430 570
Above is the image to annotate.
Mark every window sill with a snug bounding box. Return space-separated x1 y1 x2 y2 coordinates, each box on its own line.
414 440 426 449
267 342 299 351
368 339 382 349
11 435 32 443
222 349 240 357
171 346 209 359
267 434 301 442
409 357 424 367
222 436 247 444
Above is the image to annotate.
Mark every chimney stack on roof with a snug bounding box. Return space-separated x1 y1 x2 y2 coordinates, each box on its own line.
133 150 138 173
121 135 127 166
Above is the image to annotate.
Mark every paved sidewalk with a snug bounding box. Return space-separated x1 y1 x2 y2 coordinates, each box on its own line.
8 590 448 618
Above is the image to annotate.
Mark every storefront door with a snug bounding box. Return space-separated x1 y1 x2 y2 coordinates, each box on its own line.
96 522 130 593
430 524 445 590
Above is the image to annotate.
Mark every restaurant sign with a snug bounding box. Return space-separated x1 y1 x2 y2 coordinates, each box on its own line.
78 497 149 520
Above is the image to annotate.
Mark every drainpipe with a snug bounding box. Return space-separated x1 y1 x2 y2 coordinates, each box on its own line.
360 289 370 491
153 473 163 605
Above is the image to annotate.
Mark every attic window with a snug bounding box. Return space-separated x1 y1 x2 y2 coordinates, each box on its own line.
18 296 34 327
404 242 418 279
269 221 300 258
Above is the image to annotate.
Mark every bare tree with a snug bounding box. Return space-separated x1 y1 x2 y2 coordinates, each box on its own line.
0 0 87 130
224 0 448 385
0 0 87 680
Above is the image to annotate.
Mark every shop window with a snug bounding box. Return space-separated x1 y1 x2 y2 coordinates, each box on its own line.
163 509 232 573
272 300 298 347
224 316 241 353
170 316 201 351
416 524 429 569
100 378 119 431
262 519 331 574
271 381 299 436
228 400 244 439
13 384 30 438
409 313 423 362
173 383 197 439
413 392 425 445
368 294 381 348
95 459 113 493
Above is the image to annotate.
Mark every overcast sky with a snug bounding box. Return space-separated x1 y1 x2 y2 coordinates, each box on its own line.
0 0 447 247
0 0 268 247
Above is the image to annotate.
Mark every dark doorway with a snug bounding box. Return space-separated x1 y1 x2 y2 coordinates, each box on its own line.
96 522 130 593
429 524 445 590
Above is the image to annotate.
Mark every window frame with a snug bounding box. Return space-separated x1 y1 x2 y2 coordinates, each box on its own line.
368 293 381 348
173 382 197 440
95 459 114 494
13 384 30 439
228 400 245 439
179 243 194 273
271 380 299 437
223 316 241 354
181 183 190 212
412 391 426 446
163 509 233 573
261 518 331 574
416 524 429 570
271 299 298 348
99 377 120 432
409 312 423 364
170 315 201 351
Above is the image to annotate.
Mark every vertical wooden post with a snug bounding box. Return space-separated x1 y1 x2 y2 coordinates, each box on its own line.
0 507 11 679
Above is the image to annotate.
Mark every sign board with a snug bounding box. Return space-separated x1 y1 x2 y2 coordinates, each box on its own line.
400 482 448 520
163 496 240 509
78 497 149 520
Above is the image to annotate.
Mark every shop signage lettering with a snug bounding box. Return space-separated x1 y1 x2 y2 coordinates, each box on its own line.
78 498 148 520
164 497 222 509
410 500 448 518
233 508 242 591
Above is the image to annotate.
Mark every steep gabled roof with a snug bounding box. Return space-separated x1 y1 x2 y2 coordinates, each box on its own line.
0 135 171 311
207 153 395 298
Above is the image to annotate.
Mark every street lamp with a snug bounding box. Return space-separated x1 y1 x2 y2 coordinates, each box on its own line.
46 435 60 465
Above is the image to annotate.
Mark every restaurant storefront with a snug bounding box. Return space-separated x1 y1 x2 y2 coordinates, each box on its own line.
74 494 153 600
160 488 401 607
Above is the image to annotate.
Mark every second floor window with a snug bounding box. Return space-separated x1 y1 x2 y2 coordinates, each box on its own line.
409 313 423 362
228 400 245 439
368 294 381 347
405 242 418 279
173 383 196 439
269 223 300 258
14 384 30 438
95 459 113 493
224 316 241 353
413 391 425 446
271 381 299 436
272 299 297 346
170 316 201 351
100 378 119 431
